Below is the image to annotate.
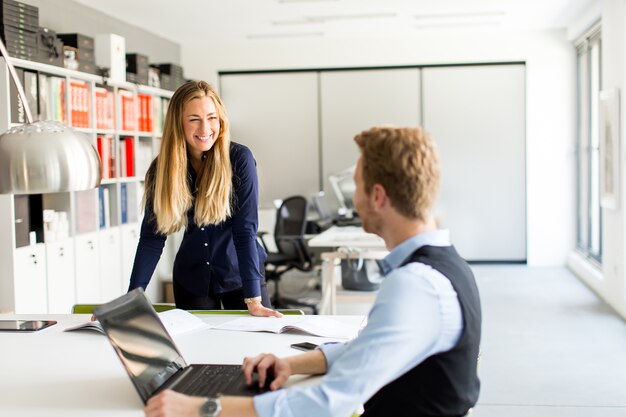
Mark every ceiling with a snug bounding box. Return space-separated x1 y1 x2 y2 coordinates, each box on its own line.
73 0 594 44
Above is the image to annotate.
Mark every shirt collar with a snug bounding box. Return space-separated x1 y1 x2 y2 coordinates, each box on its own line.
382 229 451 274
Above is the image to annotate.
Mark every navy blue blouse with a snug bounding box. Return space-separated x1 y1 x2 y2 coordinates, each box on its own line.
127 142 268 298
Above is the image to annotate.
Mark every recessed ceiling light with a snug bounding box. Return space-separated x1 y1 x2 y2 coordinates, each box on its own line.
247 32 325 39
414 11 505 21
415 21 501 29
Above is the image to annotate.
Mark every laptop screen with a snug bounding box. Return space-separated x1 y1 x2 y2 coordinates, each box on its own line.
95 289 187 401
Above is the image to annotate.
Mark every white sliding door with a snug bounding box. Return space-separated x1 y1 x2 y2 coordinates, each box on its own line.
320 69 421 201
220 73 320 206
423 64 526 261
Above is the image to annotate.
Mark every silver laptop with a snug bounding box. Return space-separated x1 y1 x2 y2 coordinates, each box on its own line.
94 288 271 404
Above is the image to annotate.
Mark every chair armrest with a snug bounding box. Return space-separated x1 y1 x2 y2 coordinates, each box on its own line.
257 231 270 252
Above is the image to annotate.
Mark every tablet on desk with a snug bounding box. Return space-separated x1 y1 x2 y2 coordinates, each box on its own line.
0 320 57 332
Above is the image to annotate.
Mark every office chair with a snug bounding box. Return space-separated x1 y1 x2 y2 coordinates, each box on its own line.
258 196 317 313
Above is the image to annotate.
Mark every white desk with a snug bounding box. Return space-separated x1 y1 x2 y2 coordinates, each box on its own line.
308 226 387 315
0 313 364 417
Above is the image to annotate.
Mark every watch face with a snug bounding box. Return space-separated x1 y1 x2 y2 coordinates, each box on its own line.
202 398 221 417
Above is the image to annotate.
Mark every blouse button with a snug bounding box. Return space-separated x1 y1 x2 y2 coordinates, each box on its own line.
204 243 208 247
201 227 205 231
206 261 210 265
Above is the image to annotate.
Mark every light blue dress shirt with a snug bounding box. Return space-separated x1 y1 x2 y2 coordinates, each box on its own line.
253 229 464 417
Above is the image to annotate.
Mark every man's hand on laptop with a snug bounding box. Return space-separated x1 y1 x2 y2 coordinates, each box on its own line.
145 390 206 417
246 301 283 318
242 353 291 391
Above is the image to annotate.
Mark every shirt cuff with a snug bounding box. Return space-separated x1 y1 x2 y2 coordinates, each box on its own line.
253 389 284 417
242 278 261 299
318 341 347 368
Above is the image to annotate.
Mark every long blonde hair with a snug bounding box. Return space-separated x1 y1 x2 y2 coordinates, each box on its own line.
145 81 232 234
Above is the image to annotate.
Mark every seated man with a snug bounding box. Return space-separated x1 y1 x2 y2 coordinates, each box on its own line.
144 126 482 417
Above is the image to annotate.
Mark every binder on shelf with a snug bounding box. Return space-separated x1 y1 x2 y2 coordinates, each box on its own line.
23 69 38 121
14 195 30 248
98 187 111 229
124 137 134 177
70 79 89 128
9 67 25 123
120 183 127 224
48 76 66 123
119 89 135 131
95 86 114 130
37 72 49 120
97 187 105 229
96 135 115 179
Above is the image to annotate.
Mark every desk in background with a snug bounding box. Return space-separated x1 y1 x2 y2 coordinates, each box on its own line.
308 226 388 315
0 313 364 417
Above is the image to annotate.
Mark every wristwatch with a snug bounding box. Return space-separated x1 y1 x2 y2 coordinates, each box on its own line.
244 296 262 304
200 397 222 417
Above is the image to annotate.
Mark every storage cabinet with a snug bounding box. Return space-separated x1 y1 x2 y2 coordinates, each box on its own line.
46 238 76 313
0 57 173 313
13 244 47 314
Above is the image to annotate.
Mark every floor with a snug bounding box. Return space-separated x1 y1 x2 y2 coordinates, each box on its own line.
471 265 626 417
278 265 626 416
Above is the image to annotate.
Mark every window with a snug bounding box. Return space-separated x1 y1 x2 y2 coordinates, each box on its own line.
576 24 602 263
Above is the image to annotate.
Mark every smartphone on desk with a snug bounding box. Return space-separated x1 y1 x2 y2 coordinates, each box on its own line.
0 320 57 332
290 342 318 352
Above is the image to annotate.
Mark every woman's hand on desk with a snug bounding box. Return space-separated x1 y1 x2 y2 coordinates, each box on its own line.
246 301 283 318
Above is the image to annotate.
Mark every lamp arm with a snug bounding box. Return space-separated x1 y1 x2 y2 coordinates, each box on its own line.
0 37 34 123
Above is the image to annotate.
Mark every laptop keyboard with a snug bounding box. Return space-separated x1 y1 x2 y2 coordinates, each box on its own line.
172 365 269 397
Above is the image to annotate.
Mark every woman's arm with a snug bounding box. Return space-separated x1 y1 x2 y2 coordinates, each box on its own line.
127 199 167 291
230 145 281 317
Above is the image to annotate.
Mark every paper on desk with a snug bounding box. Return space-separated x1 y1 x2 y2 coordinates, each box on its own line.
158 309 213 335
214 316 359 339
65 308 212 336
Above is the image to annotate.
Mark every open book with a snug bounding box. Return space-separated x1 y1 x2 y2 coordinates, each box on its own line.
65 308 212 336
214 316 360 339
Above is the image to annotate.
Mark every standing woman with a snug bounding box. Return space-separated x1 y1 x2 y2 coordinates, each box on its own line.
128 81 281 317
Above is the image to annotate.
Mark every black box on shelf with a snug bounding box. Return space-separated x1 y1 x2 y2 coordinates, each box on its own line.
57 33 94 50
0 12 38 29
3 32 37 48
78 61 96 74
152 63 183 77
126 53 148 73
35 28 63 67
78 47 94 63
1 6 38 22
1 0 38 17
159 73 173 91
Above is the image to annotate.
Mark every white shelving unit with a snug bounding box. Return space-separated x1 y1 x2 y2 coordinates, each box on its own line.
0 57 173 313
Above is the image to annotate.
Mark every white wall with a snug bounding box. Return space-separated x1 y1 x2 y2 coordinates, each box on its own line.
181 29 577 266
568 0 626 319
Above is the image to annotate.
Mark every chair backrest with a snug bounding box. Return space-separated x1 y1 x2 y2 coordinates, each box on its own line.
274 196 308 239
273 196 313 270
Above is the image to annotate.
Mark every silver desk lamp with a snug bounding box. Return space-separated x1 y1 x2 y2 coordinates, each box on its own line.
0 38 101 194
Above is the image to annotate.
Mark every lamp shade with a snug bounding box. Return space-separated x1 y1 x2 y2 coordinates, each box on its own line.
0 121 101 194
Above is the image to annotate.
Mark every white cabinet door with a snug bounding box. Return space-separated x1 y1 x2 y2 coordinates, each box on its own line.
99 227 122 302
220 72 320 206
423 64 526 261
46 238 76 314
75 232 100 304
320 69 421 200
120 222 139 292
13 244 47 313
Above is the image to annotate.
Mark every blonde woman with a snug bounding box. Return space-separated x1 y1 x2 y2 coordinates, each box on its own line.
128 81 281 317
